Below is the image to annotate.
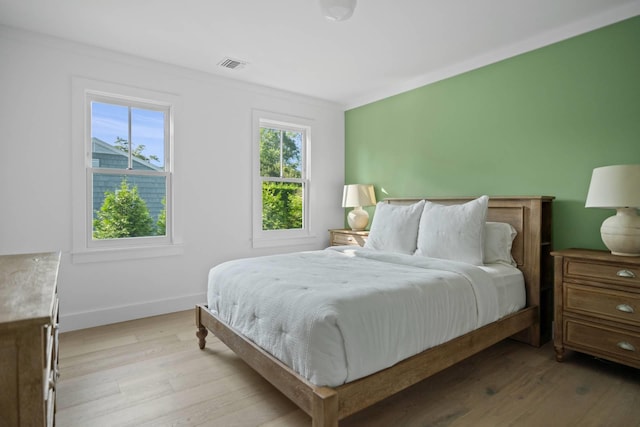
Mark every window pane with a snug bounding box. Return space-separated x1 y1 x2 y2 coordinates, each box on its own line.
131 108 165 170
282 131 302 178
92 173 167 239
260 127 282 177
262 181 303 230
91 102 129 169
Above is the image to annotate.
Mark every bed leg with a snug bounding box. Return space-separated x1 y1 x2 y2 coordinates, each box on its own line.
196 326 208 350
195 305 209 349
312 387 338 427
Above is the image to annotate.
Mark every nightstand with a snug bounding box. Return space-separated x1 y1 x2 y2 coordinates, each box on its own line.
552 249 639 368
329 229 369 247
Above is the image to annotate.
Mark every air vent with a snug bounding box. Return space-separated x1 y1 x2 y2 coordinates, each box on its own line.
218 58 248 70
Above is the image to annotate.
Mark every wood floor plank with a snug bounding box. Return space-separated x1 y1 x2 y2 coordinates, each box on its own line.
60 335 189 379
56 378 120 410
580 376 640 427
138 380 298 427
56 310 640 427
56 381 175 426
258 410 309 427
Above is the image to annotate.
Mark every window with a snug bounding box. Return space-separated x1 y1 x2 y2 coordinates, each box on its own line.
72 76 180 262
87 94 171 247
253 111 312 247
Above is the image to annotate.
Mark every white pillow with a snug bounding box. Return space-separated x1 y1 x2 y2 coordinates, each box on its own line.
415 195 489 265
364 200 426 254
484 222 517 266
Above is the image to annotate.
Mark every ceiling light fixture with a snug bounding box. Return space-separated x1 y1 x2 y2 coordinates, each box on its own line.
319 0 357 22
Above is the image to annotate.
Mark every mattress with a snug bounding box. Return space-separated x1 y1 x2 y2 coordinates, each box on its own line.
207 247 525 387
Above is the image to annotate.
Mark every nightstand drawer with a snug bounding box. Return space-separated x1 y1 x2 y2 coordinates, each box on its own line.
333 233 366 246
565 318 640 364
566 259 640 286
565 283 640 325
329 229 369 247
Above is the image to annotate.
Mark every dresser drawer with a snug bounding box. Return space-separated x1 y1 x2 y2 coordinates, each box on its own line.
565 283 639 325
46 389 55 427
43 323 54 400
43 293 59 422
565 259 640 286
565 318 640 365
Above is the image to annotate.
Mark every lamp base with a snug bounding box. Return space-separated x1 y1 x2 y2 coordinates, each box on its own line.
601 208 640 256
347 206 369 231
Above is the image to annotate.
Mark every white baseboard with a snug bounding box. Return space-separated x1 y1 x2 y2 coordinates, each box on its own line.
59 292 206 332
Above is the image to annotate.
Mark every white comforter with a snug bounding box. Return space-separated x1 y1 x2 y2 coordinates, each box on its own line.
207 247 500 387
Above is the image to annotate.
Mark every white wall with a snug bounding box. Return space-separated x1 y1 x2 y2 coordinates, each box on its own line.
0 26 345 331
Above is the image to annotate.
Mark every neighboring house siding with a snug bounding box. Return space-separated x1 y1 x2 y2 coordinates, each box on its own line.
92 138 165 224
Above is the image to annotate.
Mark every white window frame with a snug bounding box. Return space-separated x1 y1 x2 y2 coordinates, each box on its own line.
252 110 313 248
72 77 182 263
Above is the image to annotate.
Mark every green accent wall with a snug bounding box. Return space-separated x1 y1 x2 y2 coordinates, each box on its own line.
345 16 640 251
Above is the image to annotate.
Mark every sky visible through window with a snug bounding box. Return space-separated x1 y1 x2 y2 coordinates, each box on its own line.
92 102 165 168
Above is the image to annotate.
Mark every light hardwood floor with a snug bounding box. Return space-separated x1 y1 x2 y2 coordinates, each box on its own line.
57 310 640 427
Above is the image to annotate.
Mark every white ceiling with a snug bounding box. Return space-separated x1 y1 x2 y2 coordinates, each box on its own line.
1 0 639 109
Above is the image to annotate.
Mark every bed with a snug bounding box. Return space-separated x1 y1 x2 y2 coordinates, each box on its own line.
195 196 553 426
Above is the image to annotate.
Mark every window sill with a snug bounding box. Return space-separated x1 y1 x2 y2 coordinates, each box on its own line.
71 243 184 264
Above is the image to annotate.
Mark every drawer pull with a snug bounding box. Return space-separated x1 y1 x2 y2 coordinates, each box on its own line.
616 269 636 278
617 341 636 352
616 304 635 314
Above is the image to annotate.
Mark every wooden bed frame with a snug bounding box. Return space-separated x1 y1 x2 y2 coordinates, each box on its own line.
195 196 554 426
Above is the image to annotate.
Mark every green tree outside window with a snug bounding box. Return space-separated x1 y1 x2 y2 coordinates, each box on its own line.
93 179 156 239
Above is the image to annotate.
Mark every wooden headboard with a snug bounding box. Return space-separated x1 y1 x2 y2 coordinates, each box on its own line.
385 196 554 346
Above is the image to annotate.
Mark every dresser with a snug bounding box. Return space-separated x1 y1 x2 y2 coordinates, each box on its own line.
552 249 639 368
329 229 369 247
0 252 61 427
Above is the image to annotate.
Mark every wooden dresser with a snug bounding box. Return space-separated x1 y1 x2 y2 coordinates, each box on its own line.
328 229 369 247
0 252 61 426
552 249 639 368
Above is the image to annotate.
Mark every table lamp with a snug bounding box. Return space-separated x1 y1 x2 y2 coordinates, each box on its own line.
342 184 376 230
585 164 640 256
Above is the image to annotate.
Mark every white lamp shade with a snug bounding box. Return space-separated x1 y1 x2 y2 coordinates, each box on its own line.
319 0 357 21
342 184 376 208
585 164 640 256
585 164 640 208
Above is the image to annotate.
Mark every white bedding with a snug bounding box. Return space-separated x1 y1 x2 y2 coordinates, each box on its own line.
478 263 526 316
207 247 525 387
